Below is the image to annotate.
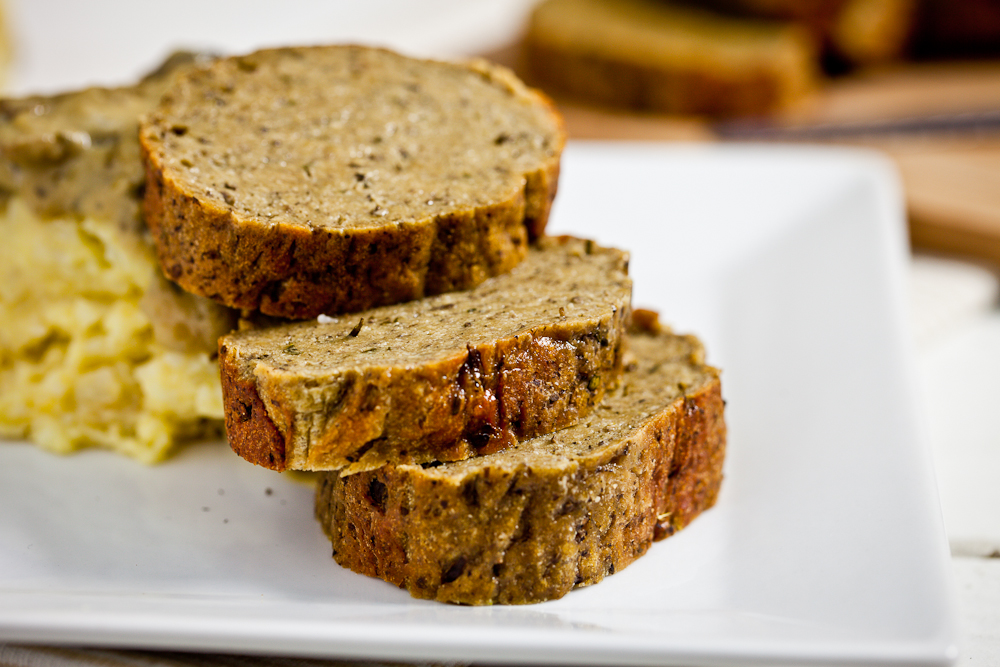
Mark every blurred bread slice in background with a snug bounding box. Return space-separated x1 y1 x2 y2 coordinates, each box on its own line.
691 0 916 68
523 0 819 116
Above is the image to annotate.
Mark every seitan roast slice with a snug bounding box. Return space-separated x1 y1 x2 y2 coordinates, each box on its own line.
314 312 726 605
220 236 631 474
140 45 565 320
524 0 817 116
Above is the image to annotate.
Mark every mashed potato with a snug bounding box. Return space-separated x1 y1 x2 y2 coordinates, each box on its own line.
0 54 243 462
0 196 225 462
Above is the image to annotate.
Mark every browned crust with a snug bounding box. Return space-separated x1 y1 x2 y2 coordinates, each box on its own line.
220 302 629 473
315 339 726 605
140 48 566 320
630 307 663 334
219 342 287 470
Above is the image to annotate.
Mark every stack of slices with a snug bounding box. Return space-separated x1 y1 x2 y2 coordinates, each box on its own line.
139 44 727 605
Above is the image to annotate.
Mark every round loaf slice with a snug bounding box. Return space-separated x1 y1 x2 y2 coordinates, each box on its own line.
314 312 726 605
220 236 631 473
140 45 565 319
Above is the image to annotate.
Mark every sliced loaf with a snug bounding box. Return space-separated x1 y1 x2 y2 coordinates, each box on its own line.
314 313 726 604
140 45 565 319
220 236 631 473
524 0 818 116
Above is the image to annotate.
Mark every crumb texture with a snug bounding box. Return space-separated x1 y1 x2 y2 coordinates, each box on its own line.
315 326 726 604
221 236 631 473
141 45 566 319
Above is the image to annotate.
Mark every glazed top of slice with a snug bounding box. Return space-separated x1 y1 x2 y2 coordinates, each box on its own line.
222 236 630 376
140 45 564 233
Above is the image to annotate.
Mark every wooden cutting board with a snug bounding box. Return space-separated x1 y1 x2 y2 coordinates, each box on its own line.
788 63 1000 269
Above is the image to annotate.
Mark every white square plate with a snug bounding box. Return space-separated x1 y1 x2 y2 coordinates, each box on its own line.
0 143 958 666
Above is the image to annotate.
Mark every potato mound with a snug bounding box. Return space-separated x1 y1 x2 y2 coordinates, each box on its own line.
0 197 224 462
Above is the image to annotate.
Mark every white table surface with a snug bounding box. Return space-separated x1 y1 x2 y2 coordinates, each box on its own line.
911 255 1000 666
